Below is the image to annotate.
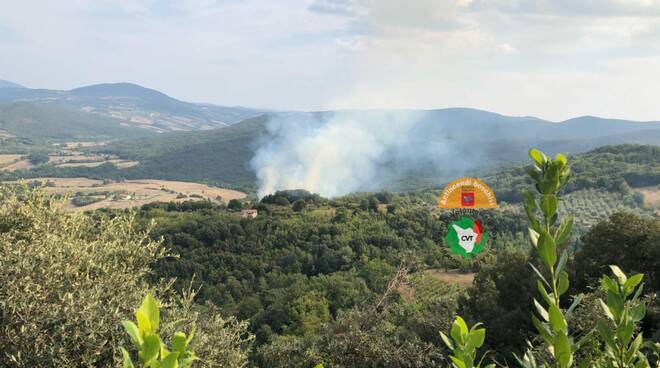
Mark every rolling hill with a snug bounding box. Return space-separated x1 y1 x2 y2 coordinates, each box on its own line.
5 108 655 192
0 102 154 153
0 82 264 132
0 80 24 89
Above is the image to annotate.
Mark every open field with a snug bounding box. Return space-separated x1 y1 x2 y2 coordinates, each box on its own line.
424 269 476 287
10 177 246 211
637 185 660 214
0 145 139 171
2 158 33 171
397 269 475 303
0 154 23 166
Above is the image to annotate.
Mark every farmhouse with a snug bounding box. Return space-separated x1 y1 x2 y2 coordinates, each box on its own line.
241 209 258 218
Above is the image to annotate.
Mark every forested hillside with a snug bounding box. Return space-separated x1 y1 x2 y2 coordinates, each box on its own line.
0 147 658 367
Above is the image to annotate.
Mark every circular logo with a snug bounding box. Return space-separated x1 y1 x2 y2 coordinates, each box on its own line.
445 216 488 259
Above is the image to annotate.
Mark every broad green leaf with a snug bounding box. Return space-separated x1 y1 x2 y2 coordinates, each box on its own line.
439 331 454 350
631 302 646 322
121 347 135 368
607 291 624 320
558 271 569 296
617 320 634 344
555 217 573 247
466 328 486 350
139 294 160 332
122 320 143 347
529 148 547 167
455 316 468 336
160 351 180 368
548 303 567 333
540 195 557 222
540 164 561 194
601 276 618 295
523 192 541 231
450 318 465 344
537 229 557 269
623 274 644 297
631 282 644 302
609 265 627 285
596 320 616 349
555 153 567 166
139 334 161 364
554 331 573 368
171 332 188 354
136 310 152 336
537 280 552 305
449 355 467 368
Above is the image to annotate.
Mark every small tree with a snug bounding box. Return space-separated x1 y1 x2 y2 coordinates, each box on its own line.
227 199 243 210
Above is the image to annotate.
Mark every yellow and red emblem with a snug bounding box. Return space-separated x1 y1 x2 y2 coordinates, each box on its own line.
437 177 497 209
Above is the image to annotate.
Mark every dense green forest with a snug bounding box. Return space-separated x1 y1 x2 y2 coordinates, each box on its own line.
0 146 658 367
133 187 658 366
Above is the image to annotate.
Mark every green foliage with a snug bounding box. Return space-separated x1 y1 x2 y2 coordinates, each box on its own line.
574 213 660 293
440 316 495 368
26 152 49 165
520 149 579 368
459 247 537 359
0 185 255 367
0 185 165 367
0 101 151 141
227 198 243 210
121 294 198 368
488 145 660 203
595 266 651 368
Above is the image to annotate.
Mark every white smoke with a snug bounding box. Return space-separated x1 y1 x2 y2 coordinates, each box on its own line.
251 110 431 198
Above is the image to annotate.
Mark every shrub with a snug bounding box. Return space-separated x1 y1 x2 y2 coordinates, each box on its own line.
227 199 243 210
0 185 165 367
0 185 255 368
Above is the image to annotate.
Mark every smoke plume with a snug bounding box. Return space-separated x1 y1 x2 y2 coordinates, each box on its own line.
251 110 463 198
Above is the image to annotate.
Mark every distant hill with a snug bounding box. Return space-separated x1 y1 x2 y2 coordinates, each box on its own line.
4 105 660 192
0 80 24 89
74 109 660 191
0 82 264 132
0 102 152 142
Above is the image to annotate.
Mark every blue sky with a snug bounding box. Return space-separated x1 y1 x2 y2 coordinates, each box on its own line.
2 0 660 121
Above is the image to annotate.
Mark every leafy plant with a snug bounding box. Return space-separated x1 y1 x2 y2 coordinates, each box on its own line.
520 148 580 368
440 316 495 368
121 294 198 368
596 266 651 368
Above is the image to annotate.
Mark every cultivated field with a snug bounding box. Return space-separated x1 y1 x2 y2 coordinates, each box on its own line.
637 185 660 214
397 269 475 303
0 141 139 171
12 177 246 211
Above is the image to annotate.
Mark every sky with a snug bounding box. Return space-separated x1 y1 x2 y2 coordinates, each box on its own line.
2 0 660 121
